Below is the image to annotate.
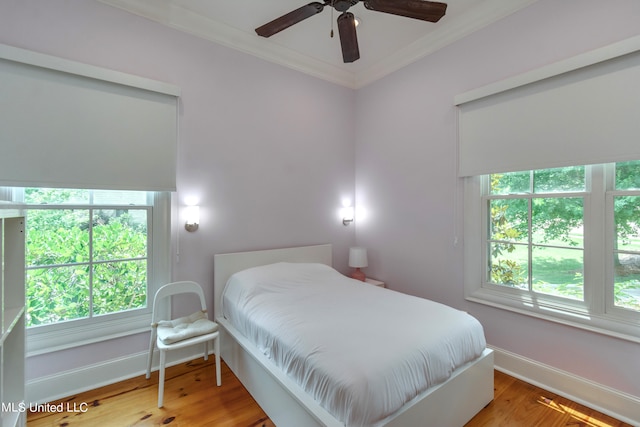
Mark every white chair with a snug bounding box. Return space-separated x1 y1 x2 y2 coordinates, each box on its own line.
146 281 221 407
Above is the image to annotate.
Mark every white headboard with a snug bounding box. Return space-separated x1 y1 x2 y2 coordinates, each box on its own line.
213 244 332 320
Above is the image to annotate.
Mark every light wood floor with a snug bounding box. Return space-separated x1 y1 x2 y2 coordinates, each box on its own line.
27 357 632 427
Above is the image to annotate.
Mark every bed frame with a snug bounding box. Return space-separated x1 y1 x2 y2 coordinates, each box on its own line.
214 244 494 427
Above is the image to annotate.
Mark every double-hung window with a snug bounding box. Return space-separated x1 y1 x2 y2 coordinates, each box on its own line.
464 162 640 341
9 188 171 354
456 37 640 342
0 45 179 354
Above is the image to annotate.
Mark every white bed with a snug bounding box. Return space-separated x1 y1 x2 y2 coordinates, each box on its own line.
214 244 494 427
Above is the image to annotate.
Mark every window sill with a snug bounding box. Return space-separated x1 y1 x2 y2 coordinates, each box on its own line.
26 311 151 356
466 288 640 344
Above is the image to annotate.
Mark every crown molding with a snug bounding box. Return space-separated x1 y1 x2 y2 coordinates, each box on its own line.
355 0 539 88
98 0 357 88
99 0 538 89
166 3 357 88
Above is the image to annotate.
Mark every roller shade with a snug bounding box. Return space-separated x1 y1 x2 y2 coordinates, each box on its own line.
0 44 179 191
455 36 640 177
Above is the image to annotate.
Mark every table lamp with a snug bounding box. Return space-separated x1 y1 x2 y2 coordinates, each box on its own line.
348 247 368 281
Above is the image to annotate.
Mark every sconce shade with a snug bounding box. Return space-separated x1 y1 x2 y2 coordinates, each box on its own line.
348 247 368 268
342 206 354 226
184 205 200 232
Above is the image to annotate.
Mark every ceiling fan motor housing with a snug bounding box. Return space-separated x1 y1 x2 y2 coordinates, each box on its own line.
332 0 359 12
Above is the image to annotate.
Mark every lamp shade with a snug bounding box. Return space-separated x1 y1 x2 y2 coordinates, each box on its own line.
348 247 368 268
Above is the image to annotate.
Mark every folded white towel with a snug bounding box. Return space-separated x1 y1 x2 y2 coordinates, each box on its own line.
156 311 218 344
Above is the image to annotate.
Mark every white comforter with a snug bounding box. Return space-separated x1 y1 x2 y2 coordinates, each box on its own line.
222 262 486 427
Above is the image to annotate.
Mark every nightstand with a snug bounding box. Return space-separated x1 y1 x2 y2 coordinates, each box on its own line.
364 278 385 288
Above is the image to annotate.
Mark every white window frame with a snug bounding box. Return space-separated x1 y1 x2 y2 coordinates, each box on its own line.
19 190 171 355
464 164 640 343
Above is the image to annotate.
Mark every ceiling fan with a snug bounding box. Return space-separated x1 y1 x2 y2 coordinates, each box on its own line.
255 0 447 63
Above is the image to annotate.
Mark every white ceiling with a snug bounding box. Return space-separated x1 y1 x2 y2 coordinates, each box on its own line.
98 0 537 88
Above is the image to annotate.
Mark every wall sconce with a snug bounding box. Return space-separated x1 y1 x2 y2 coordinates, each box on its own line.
342 206 354 226
184 205 200 232
349 247 368 281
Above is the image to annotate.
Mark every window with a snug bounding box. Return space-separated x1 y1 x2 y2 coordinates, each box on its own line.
0 46 177 354
464 162 640 342
9 188 171 354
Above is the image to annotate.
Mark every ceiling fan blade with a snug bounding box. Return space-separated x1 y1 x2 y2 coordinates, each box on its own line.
337 12 360 63
363 0 447 22
256 2 326 37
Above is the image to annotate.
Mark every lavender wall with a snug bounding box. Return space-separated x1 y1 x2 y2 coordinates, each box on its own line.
0 0 356 380
354 0 640 397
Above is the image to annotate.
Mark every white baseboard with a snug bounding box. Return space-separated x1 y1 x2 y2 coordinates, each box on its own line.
490 345 640 426
26 346 208 405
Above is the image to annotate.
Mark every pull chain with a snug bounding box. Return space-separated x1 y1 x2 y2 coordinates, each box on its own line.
330 0 335 37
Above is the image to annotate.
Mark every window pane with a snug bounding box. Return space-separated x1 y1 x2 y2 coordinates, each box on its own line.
532 246 584 301
615 196 640 252
93 260 147 315
489 199 528 243
27 209 89 266
93 209 147 261
488 242 529 289
24 188 89 204
532 197 584 247
26 265 90 326
615 160 640 190
614 270 640 312
490 171 530 195
533 166 585 193
613 195 640 312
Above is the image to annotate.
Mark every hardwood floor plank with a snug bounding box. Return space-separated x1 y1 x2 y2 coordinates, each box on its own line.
27 359 631 427
27 358 274 427
465 370 632 427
